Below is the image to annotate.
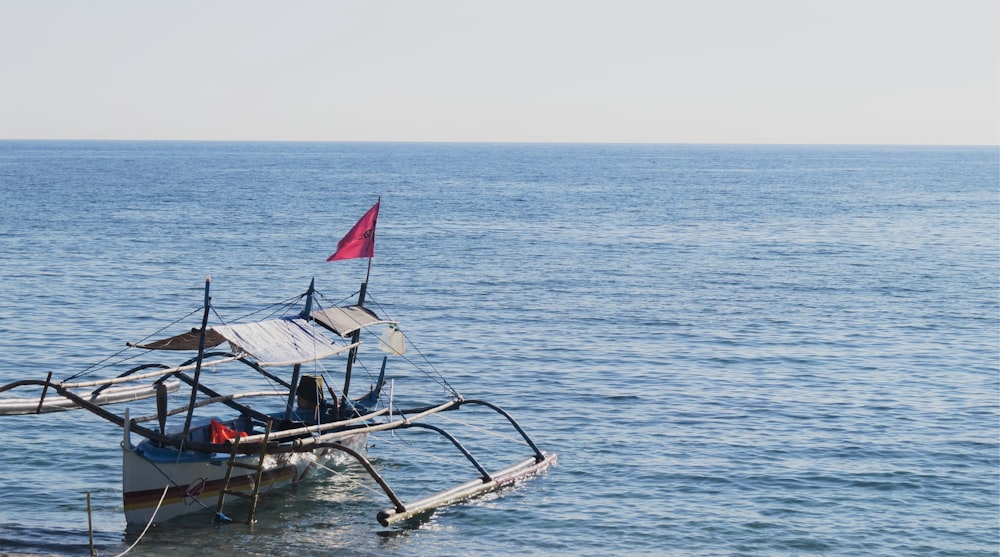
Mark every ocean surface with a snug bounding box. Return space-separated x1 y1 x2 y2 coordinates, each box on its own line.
0 141 996 557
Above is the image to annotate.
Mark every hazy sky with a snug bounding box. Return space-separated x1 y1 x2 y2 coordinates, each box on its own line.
1 1 997 144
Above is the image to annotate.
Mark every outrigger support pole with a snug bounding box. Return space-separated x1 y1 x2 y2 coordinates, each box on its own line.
3 378 164 440
34 371 53 414
400 422 493 481
458 399 547 462
92 363 172 396
309 441 406 515
310 405 555 527
171 370 274 424
182 276 213 436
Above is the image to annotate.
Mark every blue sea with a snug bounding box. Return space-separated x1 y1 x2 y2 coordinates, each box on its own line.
0 141 996 556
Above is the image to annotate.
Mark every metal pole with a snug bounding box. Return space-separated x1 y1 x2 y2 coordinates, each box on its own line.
341 281 367 402
286 279 315 420
34 371 53 414
86 490 96 556
284 364 301 421
182 276 212 436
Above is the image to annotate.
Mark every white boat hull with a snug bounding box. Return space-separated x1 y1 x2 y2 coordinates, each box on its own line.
122 431 368 525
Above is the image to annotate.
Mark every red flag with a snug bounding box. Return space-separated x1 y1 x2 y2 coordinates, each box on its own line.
327 200 380 261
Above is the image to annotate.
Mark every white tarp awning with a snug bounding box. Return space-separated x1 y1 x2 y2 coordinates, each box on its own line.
311 305 395 337
213 318 354 367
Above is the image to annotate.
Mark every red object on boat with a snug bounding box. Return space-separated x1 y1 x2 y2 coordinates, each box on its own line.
210 419 247 444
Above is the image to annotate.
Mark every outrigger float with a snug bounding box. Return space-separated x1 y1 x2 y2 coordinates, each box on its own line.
0 201 555 528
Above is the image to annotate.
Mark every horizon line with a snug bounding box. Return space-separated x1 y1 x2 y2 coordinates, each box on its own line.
1 138 997 148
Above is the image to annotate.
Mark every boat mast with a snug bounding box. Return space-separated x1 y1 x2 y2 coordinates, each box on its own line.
341 273 368 404
182 276 212 436
284 278 316 421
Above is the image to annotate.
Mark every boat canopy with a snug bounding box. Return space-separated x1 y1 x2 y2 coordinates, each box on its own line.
128 329 227 351
213 318 354 367
129 305 392 364
132 316 356 367
311 305 396 337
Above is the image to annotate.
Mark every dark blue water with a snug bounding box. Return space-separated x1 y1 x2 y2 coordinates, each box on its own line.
0 141 996 556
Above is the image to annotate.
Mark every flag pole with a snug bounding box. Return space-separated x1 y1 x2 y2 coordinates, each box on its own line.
369 196 379 283
358 195 382 286
343 263 368 407
345 217 375 407
363 196 379 286
329 197 379 411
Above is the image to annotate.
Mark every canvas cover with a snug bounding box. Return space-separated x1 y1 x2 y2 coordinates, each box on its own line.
213 318 352 366
311 305 394 337
130 306 387 363
128 329 228 351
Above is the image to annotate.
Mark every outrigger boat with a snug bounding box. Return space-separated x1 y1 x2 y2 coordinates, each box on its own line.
0 201 555 528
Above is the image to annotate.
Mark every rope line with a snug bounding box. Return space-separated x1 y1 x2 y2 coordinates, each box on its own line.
353 290 460 398
62 307 204 382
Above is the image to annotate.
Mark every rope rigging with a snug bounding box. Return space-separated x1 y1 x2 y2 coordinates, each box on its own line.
314 288 461 399
62 306 205 383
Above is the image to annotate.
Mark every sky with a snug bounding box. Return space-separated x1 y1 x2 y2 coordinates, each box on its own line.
1 0 997 145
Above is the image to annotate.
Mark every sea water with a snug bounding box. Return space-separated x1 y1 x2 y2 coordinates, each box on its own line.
0 141 996 556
